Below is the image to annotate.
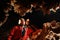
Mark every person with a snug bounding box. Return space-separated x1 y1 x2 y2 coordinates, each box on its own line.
8 18 25 40
22 19 33 40
8 18 33 40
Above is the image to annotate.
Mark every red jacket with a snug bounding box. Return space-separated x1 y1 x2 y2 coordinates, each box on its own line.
8 26 33 40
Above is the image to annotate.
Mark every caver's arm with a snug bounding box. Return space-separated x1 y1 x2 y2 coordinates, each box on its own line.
8 26 18 40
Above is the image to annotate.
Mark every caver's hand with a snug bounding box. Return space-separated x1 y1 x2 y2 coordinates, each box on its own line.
31 29 42 40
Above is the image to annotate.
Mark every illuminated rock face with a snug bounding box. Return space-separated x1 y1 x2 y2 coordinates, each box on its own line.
1 0 60 17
